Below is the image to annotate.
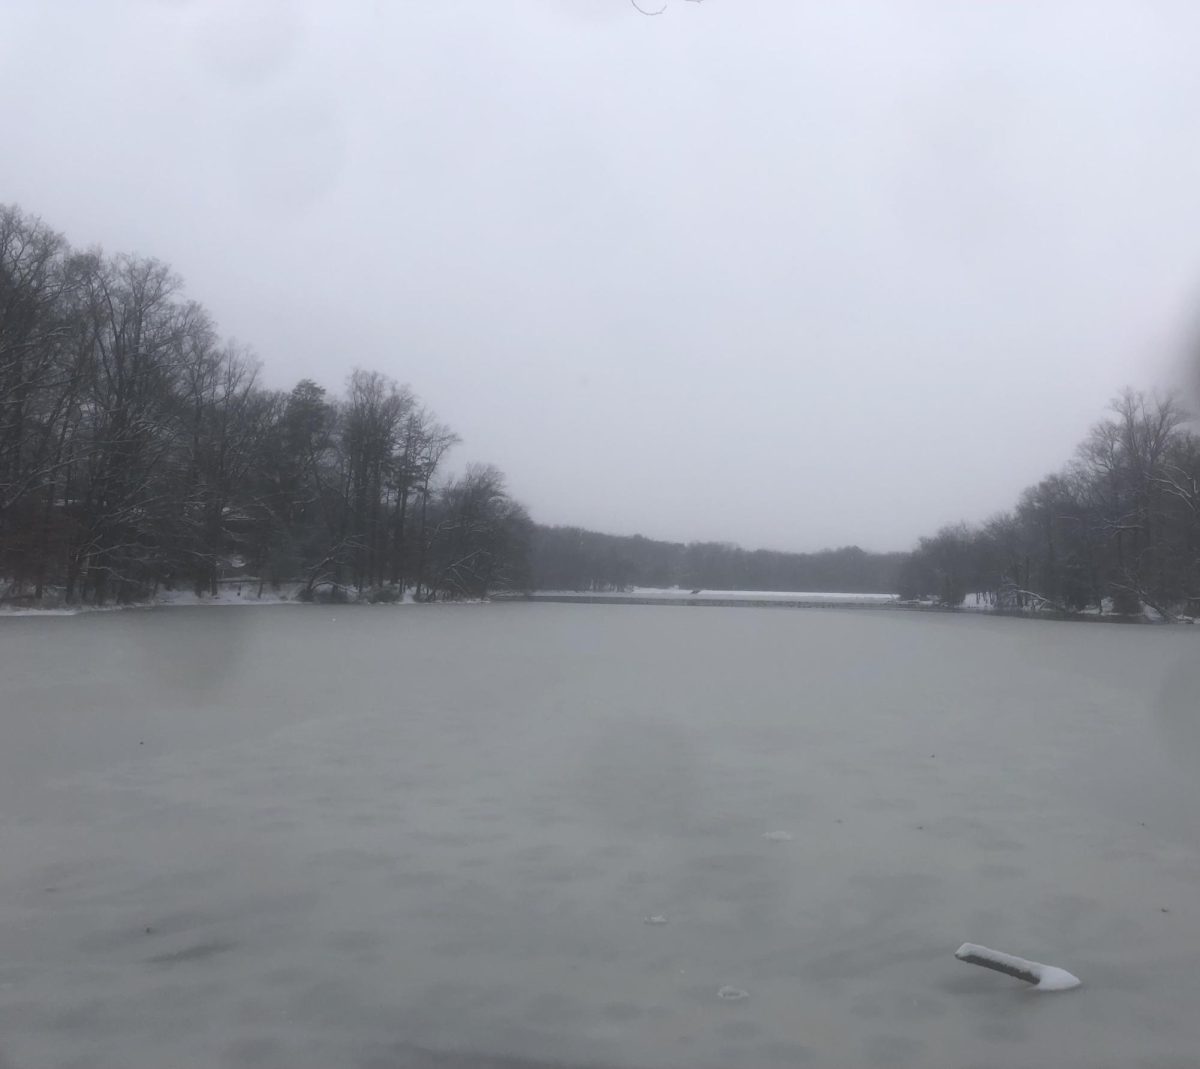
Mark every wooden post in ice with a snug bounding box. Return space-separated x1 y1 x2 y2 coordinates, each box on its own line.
955 943 1081 991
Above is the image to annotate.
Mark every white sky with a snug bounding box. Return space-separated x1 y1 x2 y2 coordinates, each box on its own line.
4 0 1200 551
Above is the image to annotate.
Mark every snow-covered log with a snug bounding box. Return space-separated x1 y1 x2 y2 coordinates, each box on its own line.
955 943 1080 991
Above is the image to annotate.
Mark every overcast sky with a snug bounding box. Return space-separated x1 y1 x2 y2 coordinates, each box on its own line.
4 1 1200 552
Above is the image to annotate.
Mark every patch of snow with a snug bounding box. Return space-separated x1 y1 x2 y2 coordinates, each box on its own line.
1 581 307 615
0 607 84 617
717 986 749 1001
154 585 300 608
961 593 996 609
0 602 128 618
1035 965 1084 991
761 830 793 842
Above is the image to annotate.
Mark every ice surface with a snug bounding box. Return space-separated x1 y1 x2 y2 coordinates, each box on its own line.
1 604 1199 1069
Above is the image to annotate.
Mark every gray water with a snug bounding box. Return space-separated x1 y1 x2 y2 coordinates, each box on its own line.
2 604 1199 1069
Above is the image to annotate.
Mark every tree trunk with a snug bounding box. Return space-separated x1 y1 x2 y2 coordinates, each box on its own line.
391 485 409 587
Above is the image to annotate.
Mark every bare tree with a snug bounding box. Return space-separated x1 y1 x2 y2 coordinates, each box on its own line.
424 464 531 600
0 203 532 606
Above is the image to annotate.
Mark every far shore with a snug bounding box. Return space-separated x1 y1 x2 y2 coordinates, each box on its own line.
3 584 1192 624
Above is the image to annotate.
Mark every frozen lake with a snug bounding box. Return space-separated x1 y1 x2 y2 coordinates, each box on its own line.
2 604 1199 1069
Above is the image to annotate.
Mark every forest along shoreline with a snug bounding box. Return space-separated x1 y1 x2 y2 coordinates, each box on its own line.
4 204 1200 621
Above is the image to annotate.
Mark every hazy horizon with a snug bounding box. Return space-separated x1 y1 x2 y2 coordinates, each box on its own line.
5 1 1200 553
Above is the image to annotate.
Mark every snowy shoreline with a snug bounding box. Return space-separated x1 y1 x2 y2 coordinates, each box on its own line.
516 588 1188 622
1 584 1191 622
0 587 299 617
518 589 900 611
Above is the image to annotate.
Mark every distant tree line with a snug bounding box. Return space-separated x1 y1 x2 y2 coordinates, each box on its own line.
9 204 1197 616
529 526 905 593
0 205 532 604
903 391 1200 618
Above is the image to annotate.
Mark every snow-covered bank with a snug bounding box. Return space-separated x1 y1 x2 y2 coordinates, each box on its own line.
0 577 472 616
913 592 1197 625
2 584 900 616
0 583 303 616
524 587 899 608
630 587 896 603
153 585 302 608
5 583 1193 624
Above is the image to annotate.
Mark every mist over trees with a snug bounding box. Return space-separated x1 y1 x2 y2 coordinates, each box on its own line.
0 205 531 604
530 526 904 594
904 391 1200 618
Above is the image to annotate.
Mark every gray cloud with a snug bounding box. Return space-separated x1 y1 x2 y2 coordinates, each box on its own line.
3 0 1199 550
